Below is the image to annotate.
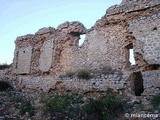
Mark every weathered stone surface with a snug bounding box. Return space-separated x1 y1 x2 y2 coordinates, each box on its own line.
39 39 54 72
107 0 160 15
62 72 128 92
143 32 160 64
57 21 87 35
36 27 56 35
15 34 34 42
85 24 126 70
142 71 160 93
14 34 34 49
17 76 62 92
17 46 32 74
0 68 11 80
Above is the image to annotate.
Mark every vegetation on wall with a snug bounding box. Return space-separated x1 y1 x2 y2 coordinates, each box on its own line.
83 90 124 119
77 70 92 79
63 66 118 80
151 94 160 109
0 89 160 119
40 89 125 120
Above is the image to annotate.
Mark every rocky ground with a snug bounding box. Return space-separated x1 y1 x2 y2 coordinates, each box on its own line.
0 89 39 120
0 87 160 120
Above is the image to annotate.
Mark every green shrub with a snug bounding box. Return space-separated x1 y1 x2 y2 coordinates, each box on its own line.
151 94 160 109
40 93 73 113
20 102 35 117
40 93 85 119
83 91 124 120
7 92 24 102
77 70 91 79
40 91 125 119
6 91 35 117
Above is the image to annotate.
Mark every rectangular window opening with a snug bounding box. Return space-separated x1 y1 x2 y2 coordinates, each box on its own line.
129 49 135 65
125 43 136 67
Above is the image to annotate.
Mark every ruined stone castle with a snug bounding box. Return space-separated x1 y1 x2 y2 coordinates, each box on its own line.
1 0 160 103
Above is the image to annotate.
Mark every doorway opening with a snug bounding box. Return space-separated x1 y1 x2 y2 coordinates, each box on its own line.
130 72 144 96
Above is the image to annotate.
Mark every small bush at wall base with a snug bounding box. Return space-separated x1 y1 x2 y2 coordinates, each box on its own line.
20 102 35 117
77 70 91 79
151 94 160 109
40 93 85 119
40 93 72 113
83 90 124 120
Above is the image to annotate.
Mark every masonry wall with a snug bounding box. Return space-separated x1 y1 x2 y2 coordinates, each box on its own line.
128 14 160 70
10 0 160 97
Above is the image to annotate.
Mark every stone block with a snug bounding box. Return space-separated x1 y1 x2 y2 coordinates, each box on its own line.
39 39 54 72
17 46 32 74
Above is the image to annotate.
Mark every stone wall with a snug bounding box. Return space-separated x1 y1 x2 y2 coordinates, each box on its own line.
7 0 160 102
62 71 129 93
107 0 160 15
84 23 127 70
142 71 160 96
126 70 160 104
128 14 160 69
16 76 62 93
12 0 160 75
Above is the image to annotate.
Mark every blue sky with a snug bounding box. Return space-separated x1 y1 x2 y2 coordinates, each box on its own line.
0 0 122 64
